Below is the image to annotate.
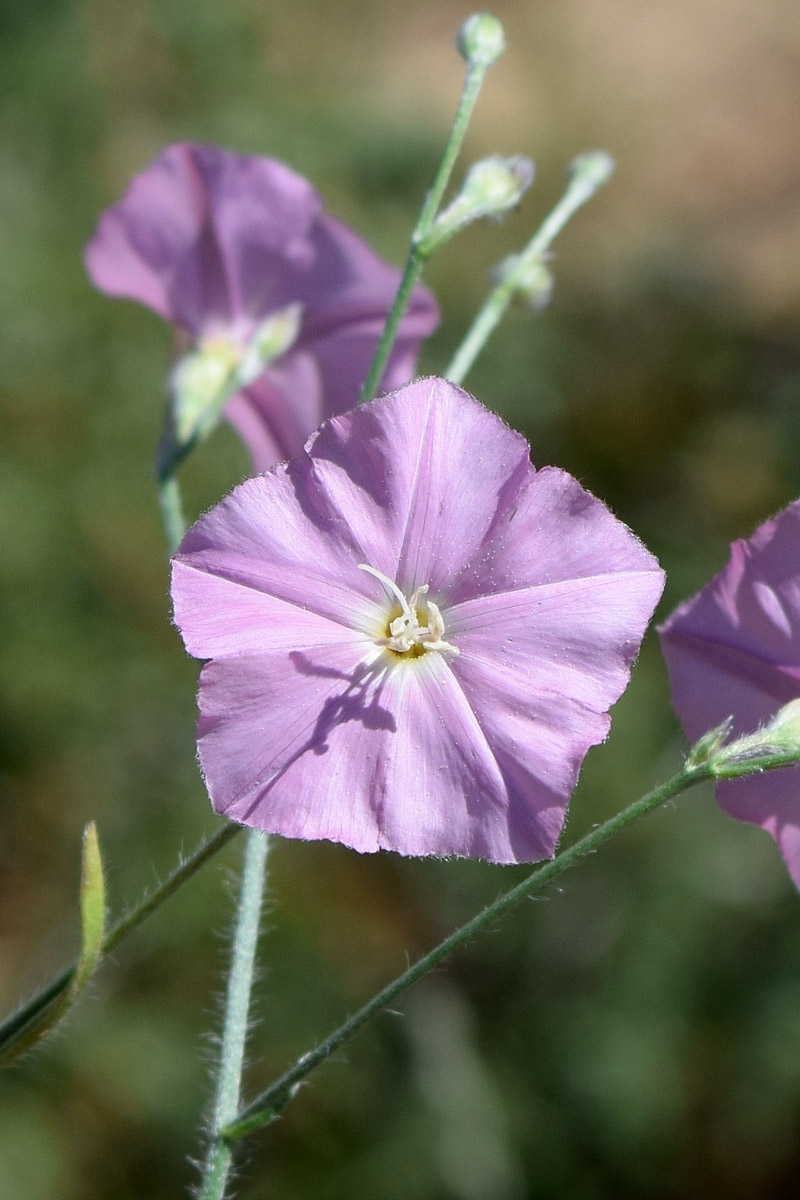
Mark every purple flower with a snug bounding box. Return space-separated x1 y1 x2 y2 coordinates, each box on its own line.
171 378 664 863
85 142 438 471
659 501 800 886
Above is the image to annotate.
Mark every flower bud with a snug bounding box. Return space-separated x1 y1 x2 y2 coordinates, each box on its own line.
494 253 554 310
566 150 615 208
461 155 535 219
424 156 534 253
685 718 733 769
695 701 800 780
457 13 506 67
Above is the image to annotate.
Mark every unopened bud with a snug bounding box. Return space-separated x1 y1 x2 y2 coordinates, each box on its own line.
495 252 554 310
461 155 534 219
686 718 733 769
457 13 506 67
692 700 800 780
566 150 615 208
424 156 534 254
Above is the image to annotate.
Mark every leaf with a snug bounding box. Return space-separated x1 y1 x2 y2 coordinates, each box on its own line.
0 822 106 1066
71 822 106 995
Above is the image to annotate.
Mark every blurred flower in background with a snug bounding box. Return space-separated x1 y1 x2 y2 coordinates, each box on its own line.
85 142 438 470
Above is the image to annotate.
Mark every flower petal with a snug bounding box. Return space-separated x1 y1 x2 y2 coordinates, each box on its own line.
449 652 612 858
448 465 663 604
196 644 383 832
284 212 438 340
450 570 665 708
172 465 384 655
85 143 319 335
305 378 532 591
224 352 324 471
198 649 561 861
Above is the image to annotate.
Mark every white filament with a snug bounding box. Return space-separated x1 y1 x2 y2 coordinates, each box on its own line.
358 564 459 656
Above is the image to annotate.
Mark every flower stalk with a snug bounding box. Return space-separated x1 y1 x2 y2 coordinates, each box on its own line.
157 459 271 1200
198 830 270 1200
358 14 506 405
446 150 615 385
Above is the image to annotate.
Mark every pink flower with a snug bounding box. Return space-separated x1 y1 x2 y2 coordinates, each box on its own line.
171 378 664 863
659 501 800 887
85 142 438 471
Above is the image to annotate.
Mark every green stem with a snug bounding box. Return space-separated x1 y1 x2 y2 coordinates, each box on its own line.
199 830 270 1200
446 156 613 385
358 59 490 406
358 255 427 406
158 473 188 555
445 279 514 386
222 759 711 1141
0 822 240 1059
153 464 274 1198
417 62 489 236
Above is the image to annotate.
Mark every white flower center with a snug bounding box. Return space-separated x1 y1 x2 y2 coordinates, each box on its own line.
359 564 459 657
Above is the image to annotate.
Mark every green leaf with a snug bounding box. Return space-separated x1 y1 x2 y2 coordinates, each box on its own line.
0 822 106 1066
71 822 106 995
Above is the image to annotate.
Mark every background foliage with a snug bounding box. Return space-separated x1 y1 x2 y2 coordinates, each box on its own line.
2 1 800 1197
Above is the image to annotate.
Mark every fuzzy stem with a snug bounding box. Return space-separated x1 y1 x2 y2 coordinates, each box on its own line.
222 759 711 1140
358 59 490 406
199 830 270 1200
155 464 273 1199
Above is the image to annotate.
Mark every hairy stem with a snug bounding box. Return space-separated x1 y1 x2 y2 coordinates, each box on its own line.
198 831 270 1200
155 464 273 1199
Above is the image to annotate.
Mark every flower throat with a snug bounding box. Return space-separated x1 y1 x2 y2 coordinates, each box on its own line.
359 564 459 657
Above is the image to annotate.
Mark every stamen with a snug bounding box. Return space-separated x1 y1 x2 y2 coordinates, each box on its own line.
358 564 459 657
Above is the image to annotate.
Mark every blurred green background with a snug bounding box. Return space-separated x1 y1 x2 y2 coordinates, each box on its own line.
3 1 800 1197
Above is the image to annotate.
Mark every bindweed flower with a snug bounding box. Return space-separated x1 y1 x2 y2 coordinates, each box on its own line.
659 500 800 887
85 142 438 471
171 378 664 863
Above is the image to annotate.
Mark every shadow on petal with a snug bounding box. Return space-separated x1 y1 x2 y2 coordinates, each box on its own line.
234 651 396 823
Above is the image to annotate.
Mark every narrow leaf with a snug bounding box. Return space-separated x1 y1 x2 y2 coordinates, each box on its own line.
0 822 106 1065
71 822 106 995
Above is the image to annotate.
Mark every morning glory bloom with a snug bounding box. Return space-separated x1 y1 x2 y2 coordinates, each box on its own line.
85 142 438 470
659 501 800 887
171 378 664 863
